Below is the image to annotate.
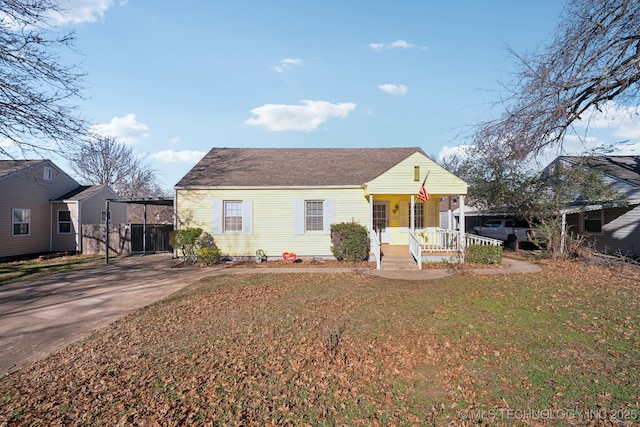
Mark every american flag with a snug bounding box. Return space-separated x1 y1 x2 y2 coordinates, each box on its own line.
417 173 429 202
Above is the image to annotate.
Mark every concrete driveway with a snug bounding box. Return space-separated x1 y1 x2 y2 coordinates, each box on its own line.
0 254 212 377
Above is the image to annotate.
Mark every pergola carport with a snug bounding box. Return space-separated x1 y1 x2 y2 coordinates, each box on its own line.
105 197 174 263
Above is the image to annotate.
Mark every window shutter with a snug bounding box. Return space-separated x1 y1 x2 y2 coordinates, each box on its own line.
212 200 222 234
295 199 304 235
242 200 253 235
323 199 335 233
399 202 409 228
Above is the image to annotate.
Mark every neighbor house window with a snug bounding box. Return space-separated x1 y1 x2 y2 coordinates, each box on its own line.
224 201 243 232
58 210 71 234
12 208 30 236
43 166 53 181
583 210 603 233
101 210 111 224
409 203 425 229
305 201 324 231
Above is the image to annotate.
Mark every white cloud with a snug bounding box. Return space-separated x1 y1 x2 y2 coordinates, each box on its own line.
150 150 207 163
437 145 471 163
245 100 357 132
574 100 640 140
275 58 303 73
90 113 149 144
369 39 425 50
47 0 116 25
378 83 408 95
169 136 180 144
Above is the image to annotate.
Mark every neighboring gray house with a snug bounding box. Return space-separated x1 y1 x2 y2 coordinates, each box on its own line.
551 156 640 258
0 159 127 259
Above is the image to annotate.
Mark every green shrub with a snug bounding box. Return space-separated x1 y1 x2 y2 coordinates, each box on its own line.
169 228 203 262
330 222 370 262
465 244 503 264
197 247 222 265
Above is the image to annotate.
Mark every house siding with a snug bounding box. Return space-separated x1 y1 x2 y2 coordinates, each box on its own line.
0 162 78 258
366 152 467 195
80 188 127 225
51 202 79 252
567 205 640 257
176 187 369 258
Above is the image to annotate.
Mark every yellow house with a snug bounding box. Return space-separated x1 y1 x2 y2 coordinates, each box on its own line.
174 147 468 267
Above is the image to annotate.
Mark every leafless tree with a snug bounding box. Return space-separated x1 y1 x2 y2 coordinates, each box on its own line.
476 0 640 158
0 0 87 156
69 135 160 197
70 135 173 223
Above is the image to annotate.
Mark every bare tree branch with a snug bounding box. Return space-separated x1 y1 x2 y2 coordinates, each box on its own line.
477 0 640 158
0 0 87 157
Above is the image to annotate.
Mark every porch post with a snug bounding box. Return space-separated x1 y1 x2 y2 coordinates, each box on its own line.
410 194 415 233
369 194 374 235
105 200 110 264
458 195 466 252
143 203 147 254
560 211 567 256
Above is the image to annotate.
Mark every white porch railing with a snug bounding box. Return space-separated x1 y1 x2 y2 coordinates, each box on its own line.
408 230 423 270
465 233 503 247
415 228 503 253
371 229 381 270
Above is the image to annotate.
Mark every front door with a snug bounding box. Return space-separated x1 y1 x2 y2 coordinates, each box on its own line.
373 202 389 243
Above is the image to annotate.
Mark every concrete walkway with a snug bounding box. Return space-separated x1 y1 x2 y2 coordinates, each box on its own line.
0 254 540 377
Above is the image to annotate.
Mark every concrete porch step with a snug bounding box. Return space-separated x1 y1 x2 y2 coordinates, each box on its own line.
380 256 420 271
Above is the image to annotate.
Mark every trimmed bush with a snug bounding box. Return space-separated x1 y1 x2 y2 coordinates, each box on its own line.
330 222 370 262
169 228 203 262
465 244 503 264
197 247 222 265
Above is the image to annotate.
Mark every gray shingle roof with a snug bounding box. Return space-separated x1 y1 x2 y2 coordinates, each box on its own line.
0 160 46 179
54 185 102 201
562 156 640 186
176 147 426 187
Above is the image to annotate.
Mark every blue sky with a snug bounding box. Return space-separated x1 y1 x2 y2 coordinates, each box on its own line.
41 1 640 190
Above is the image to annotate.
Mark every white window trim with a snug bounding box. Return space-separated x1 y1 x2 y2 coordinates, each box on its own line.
57 210 72 234
43 166 53 181
295 199 334 235
580 210 604 235
12 208 30 236
223 200 243 233
305 200 324 233
212 199 253 235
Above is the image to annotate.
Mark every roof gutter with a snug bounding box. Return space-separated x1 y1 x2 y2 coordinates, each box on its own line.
174 185 364 190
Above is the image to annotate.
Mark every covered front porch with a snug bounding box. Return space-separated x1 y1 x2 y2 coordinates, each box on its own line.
367 194 503 270
362 152 473 269
367 192 468 269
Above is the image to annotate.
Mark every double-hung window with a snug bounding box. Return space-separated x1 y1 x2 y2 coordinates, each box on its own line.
583 210 603 233
58 210 72 234
224 201 243 232
12 208 30 236
305 201 324 232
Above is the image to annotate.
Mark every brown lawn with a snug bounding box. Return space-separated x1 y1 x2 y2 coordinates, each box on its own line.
1 259 639 426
